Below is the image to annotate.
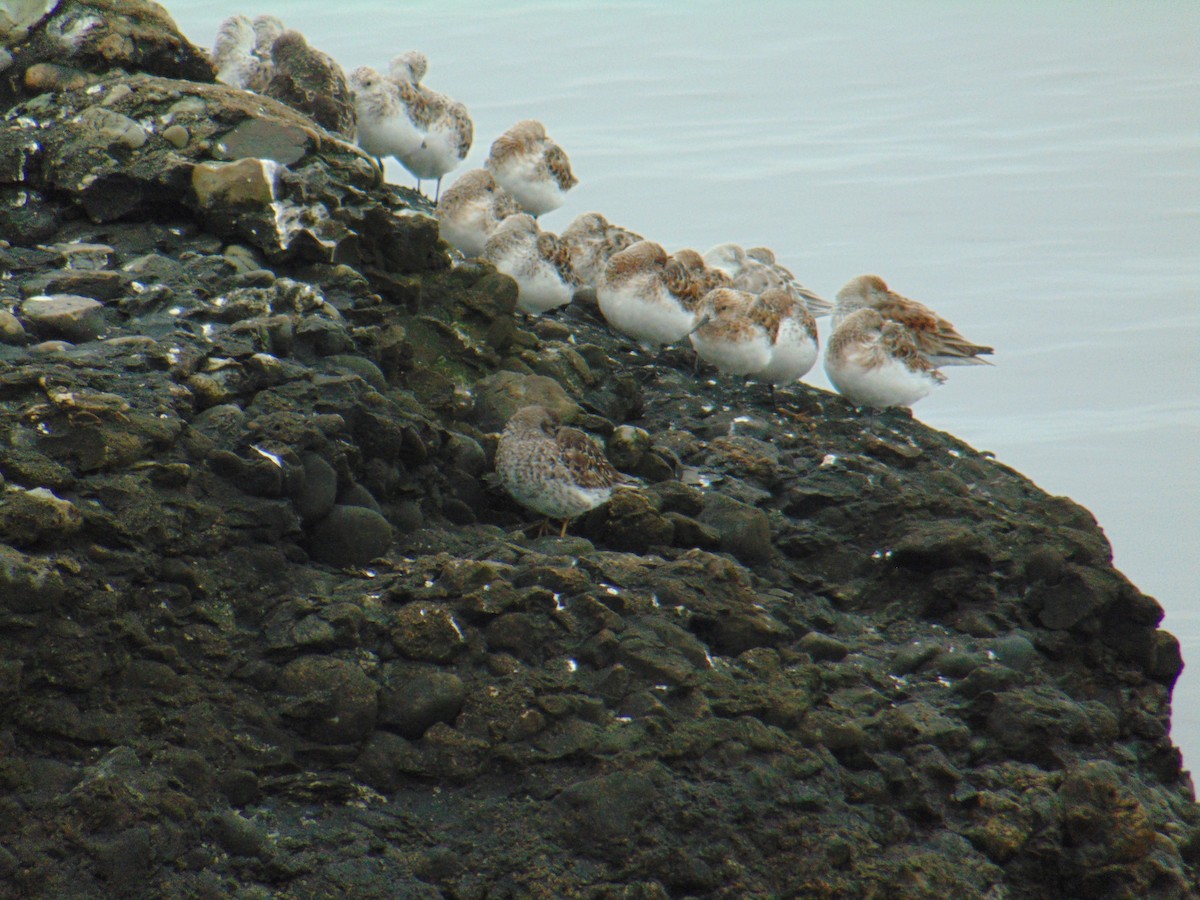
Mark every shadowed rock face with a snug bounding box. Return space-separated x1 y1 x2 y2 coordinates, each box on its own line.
0 2 1197 897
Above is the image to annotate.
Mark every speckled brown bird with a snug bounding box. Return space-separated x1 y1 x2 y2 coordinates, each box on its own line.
561 212 644 288
435 168 520 257
495 406 624 536
485 120 578 217
833 274 993 366
597 240 704 347
483 214 579 315
825 307 947 408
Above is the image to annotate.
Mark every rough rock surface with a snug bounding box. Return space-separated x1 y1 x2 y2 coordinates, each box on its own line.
0 4 1197 897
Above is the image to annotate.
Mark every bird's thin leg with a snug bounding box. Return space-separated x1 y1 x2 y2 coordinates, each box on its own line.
416 177 423 195
434 177 443 203
559 518 570 538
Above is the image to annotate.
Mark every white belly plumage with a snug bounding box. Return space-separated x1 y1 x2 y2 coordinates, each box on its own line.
598 281 696 347
825 352 939 408
690 330 772 375
759 320 818 385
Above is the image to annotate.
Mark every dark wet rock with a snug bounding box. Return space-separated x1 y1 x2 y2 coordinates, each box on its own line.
0 309 26 344
799 630 850 661
605 423 652 470
0 544 66 611
1028 562 1121 631
698 491 771 565
209 809 270 859
308 505 392 567
263 30 355 140
294 451 337 522
23 267 129 300
19 293 105 342
352 730 422 793
0 485 83 546
278 655 378 744
990 632 1039 671
391 602 467 663
377 664 466 739
552 769 658 853
0 0 214 110
589 489 673 553
663 511 721 551
472 371 578 432
0 5 1193 895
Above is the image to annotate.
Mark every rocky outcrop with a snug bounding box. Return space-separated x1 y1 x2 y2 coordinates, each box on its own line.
0 3 1197 897
0 0 214 109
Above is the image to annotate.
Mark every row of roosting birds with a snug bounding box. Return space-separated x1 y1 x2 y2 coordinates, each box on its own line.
209 15 993 411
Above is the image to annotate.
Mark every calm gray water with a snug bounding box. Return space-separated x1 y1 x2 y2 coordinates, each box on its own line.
166 1 1200 770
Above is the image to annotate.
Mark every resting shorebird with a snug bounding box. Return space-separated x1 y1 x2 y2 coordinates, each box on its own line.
561 212 643 288
349 65 421 173
754 287 820 389
824 308 947 408
387 57 472 201
704 242 831 317
211 15 261 90
495 405 624 536
484 214 579 315
435 169 520 257
486 120 578 217
597 240 702 347
833 274 993 366
689 288 772 376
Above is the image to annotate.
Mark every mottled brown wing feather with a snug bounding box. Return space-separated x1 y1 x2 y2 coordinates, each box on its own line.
882 323 947 383
875 295 941 334
451 103 473 158
879 291 993 359
540 234 581 285
747 300 782 342
605 242 663 282
544 144 578 190
488 130 522 166
397 81 434 127
555 426 621 489
663 259 702 302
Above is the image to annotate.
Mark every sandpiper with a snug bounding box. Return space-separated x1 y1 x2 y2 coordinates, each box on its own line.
561 212 643 288
824 308 946 408
484 214 579 315
389 50 428 85
704 242 830 317
597 240 701 347
689 287 773 375
435 169 520 257
833 274 993 366
349 65 422 172
486 120 578 217
673 248 734 295
495 405 624 536
211 15 261 90
387 60 473 201
754 287 820 388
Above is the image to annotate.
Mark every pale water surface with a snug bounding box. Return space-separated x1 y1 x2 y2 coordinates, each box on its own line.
166 1 1200 769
